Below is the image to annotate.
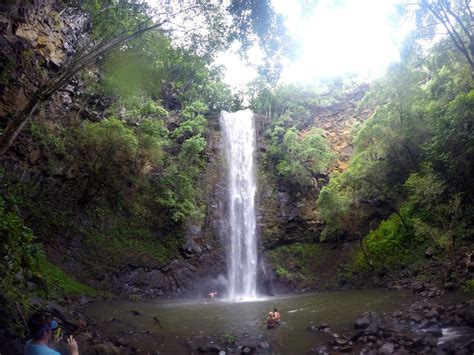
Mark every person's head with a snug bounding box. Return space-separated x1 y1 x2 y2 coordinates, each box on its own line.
268 311 273 317
273 308 278 312
27 313 59 341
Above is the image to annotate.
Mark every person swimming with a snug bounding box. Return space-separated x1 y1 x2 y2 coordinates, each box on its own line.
273 308 281 322
266 308 281 329
267 312 275 328
207 291 218 299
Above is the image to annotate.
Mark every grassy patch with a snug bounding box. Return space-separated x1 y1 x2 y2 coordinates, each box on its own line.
81 211 181 273
37 256 98 297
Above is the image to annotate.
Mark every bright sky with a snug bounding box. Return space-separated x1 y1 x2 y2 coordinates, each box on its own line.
147 0 413 87
275 0 410 83
219 0 413 87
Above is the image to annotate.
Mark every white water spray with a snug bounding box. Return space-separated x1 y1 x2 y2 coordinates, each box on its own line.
220 109 258 301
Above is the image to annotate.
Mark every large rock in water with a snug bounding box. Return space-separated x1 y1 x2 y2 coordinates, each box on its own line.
354 311 381 330
354 316 371 329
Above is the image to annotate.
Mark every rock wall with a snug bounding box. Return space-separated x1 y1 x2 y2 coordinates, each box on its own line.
255 85 372 293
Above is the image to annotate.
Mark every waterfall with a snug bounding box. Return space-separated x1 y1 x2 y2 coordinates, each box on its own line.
220 109 258 300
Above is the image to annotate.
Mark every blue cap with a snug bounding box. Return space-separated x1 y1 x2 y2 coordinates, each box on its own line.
32 319 59 338
50 320 59 330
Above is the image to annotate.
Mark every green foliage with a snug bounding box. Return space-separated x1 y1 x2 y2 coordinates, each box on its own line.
152 102 208 223
0 55 15 85
275 265 293 280
67 0 151 41
426 90 474 200
270 243 325 282
317 174 352 241
461 279 474 294
27 121 68 157
0 196 42 306
100 31 234 111
354 207 425 272
405 168 471 261
222 331 236 345
269 126 334 186
74 117 138 204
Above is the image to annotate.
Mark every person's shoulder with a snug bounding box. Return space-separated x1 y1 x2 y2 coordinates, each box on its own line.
24 342 61 355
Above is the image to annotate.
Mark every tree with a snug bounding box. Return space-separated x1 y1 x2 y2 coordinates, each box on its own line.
74 118 138 205
415 0 474 71
0 0 290 155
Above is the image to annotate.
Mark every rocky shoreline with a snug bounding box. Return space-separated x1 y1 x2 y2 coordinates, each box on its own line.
309 297 474 354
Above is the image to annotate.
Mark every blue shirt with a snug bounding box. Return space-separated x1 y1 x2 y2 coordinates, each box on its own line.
24 340 60 355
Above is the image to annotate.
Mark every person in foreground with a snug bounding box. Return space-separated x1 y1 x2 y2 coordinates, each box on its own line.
24 312 79 355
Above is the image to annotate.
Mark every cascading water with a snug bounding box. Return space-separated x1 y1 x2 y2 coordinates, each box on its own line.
220 109 258 301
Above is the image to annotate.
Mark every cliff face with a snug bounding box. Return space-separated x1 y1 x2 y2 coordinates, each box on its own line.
0 2 229 298
255 84 372 292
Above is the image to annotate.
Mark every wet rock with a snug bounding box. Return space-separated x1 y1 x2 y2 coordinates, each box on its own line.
379 342 395 354
79 296 90 306
258 341 270 349
338 344 353 352
354 316 371 329
412 282 425 293
467 262 474 272
350 330 364 342
90 343 121 354
425 326 442 337
241 345 253 354
443 282 456 291
309 323 330 332
198 344 222 353
311 345 329 354
182 238 202 257
462 304 474 326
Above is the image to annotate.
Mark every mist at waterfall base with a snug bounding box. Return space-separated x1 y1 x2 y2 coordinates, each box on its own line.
220 110 259 301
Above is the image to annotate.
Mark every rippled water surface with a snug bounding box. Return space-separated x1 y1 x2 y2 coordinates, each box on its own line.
85 289 412 354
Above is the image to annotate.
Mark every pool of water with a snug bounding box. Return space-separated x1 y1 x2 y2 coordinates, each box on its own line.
84 289 412 354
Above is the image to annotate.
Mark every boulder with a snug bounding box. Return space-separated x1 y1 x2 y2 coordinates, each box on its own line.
241 345 253 354
443 282 456 291
182 239 202 256
467 262 474 272
462 304 474 326
311 345 329 355
379 342 395 354
354 316 371 329
90 343 121 355
412 282 425 293
197 344 222 353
